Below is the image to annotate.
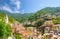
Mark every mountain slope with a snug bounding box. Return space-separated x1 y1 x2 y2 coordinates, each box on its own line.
28 7 60 21
0 11 33 23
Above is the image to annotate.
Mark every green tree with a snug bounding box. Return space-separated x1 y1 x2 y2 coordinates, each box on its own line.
52 17 60 24
0 17 12 39
35 20 45 28
0 17 5 37
14 33 21 39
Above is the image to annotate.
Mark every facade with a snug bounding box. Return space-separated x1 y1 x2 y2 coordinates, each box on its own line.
39 20 60 36
26 27 37 39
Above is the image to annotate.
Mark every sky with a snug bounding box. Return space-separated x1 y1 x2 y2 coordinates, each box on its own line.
0 0 60 13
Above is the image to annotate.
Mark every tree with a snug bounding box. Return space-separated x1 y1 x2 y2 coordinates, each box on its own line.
0 17 12 39
0 17 5 37
35 20 45 28
3 24 12 37
52 17 60 24
14 33 21 39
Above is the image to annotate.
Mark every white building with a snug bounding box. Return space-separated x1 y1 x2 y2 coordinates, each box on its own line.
4 14 8 24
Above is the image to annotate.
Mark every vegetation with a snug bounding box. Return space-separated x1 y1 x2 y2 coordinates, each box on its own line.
0 11 33 23
52 17 60 24
14 33 21 39
28 7 60 21
35 20 45 28
0 16 12 39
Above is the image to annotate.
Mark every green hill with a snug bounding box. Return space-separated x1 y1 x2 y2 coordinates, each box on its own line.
0 10 33 23
28 7 60 21
35 7 60 16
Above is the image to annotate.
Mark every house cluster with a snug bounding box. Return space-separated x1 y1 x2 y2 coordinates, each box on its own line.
4 14 60 39
39 20 60 34
4 15 38 39
37 14 60 39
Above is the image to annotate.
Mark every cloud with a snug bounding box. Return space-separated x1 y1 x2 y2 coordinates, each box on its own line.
13 10 20 13
2 4 20 13
2 5 13 13
0 0 21 13
15 0 21 9
10 0 21 10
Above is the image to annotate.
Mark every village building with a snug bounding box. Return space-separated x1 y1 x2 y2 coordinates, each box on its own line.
26 27 37 39
39 20 54 33
56 13 60 18
39 19 60 35
4 14 9 24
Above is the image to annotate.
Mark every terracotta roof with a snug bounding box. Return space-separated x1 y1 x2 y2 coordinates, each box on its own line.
12 22 26 34
39 21 54 28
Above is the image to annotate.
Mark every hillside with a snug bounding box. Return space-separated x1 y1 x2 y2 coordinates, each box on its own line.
36 7 60 16
28 7 60 21
0 11 33 23
10 13 33 23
